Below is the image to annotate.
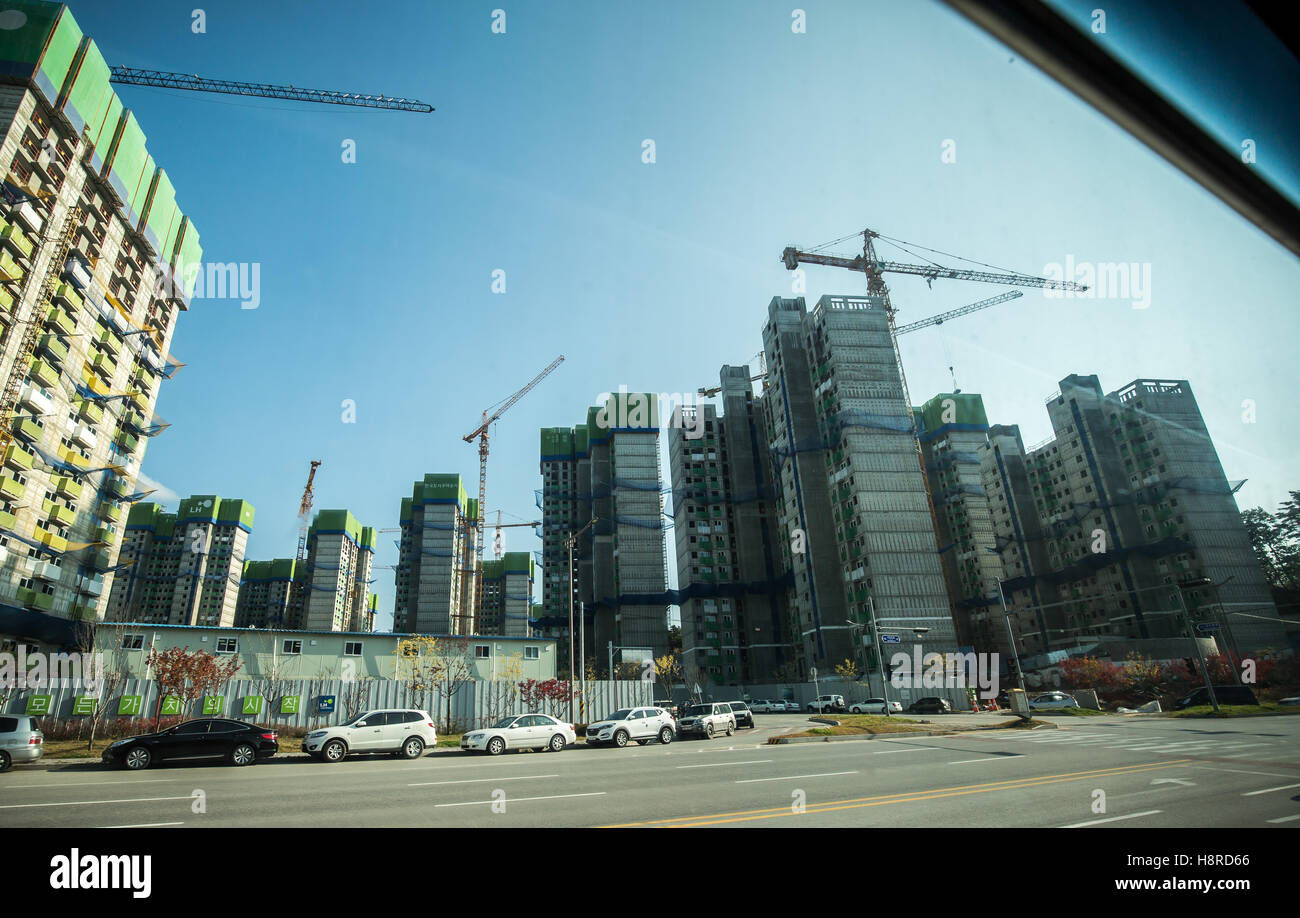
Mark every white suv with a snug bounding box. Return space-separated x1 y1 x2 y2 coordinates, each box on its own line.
808 695 846 713
304 709 437 762
586 707 676 747
678 702 737 739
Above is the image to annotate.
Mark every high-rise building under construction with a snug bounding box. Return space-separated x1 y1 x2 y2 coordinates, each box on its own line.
393 474 478 635
539 392 670 674
0 1 201 645
978 374 1287 656
761 295 957 677
668 366 791 686
105 496 253 627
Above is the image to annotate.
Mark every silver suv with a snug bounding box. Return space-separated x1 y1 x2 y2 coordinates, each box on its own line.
0 715 43 771
678 702 737 739
586 707 676 747
304 709 437 762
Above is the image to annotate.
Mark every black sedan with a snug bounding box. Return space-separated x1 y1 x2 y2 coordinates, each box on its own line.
907 697 952 714
102 719 278 770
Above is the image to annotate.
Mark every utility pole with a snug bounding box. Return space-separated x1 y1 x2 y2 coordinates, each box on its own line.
865 596 894 717
565 517 598 724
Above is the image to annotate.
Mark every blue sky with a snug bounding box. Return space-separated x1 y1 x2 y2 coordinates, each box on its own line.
67 1 1300 630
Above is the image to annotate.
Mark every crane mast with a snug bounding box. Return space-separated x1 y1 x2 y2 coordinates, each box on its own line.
286 460 321 629
462 355 565 632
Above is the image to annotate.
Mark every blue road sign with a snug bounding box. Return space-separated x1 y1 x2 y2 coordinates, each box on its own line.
317 695 336 714
881 634 901 644
1195 622 1221 633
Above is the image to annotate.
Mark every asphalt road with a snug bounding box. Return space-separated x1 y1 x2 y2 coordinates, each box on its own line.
3 713 1298 828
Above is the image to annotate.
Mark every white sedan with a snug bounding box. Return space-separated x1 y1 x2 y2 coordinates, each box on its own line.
461 714 576 755
849 698 904 714
1028 692 1080 710
749 700 777 713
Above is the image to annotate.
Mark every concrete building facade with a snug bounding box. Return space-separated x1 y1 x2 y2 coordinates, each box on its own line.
479 551 535 638
0 1 200 648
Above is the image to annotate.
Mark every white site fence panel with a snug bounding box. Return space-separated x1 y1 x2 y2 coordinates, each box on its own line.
2 678 652 732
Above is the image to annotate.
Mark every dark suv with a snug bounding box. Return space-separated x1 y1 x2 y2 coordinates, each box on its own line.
908 697 952 714
1174 685 1258 710
727 702 754 728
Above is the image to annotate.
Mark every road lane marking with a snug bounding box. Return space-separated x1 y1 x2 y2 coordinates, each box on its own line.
5 778 184 789
736 771 858 784
435 792 605 808
948 755 1025 764
603 760 1193 827
0 795 194 810
1191 767 1297 779
874 747 940 755
409 775 558 786
97 822 183 828
1266 814 1300 824
1242 783 1300 796
1060 810 1163 828
677 759 772 769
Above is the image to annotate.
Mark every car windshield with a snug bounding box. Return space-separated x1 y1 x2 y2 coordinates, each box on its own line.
606 710 632 721
347 714 374 727
685 705 712 717
491 717 519 729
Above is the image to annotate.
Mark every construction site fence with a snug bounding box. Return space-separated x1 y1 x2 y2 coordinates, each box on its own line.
4 678 654 733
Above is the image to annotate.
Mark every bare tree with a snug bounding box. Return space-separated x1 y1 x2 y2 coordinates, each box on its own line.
341 677 373 723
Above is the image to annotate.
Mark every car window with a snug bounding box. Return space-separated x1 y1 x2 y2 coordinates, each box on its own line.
607 709 632 721
361 713 389 726
207 720 242 733
0 717 16 733
174 721 210 735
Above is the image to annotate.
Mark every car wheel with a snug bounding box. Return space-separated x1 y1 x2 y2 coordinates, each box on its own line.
726 723 735 737
230 743 257 766
613 730 629 748
322 740 347 763
124 746 151 770
487 737 506 756
548 733 566 752
0 750 10 772
704 723 714 739
401 737 425 760
658 726 673 745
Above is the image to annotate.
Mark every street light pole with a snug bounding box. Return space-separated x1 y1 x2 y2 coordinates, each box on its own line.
864 595 894 717
1174 582 1220 713
996 578 1025 693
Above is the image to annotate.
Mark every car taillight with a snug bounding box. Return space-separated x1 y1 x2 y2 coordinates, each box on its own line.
428 722 436 729
261 733 277 740
29 736 40 745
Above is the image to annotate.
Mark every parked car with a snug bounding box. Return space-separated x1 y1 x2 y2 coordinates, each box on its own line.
727 702 755 728
907 697 952 714
655 701 679 718
1028 692 1080 710
1174 685 1259 710
586 707 676 747
808 694 847 713
304 709 436 762
780 699 801 712
461 713 576 755
849 698 903 715
103 718 277 770
748 699 774 713
678 702 737 739
1280 696 1300 707
0 715 43 772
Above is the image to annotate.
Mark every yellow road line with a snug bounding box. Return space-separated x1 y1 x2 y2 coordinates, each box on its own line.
602 759 1193 828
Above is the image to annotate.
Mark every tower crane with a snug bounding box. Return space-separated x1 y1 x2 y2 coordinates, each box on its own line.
109 67 434 113
284 460 321 629
894 290 1023 335
462 355 565 631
